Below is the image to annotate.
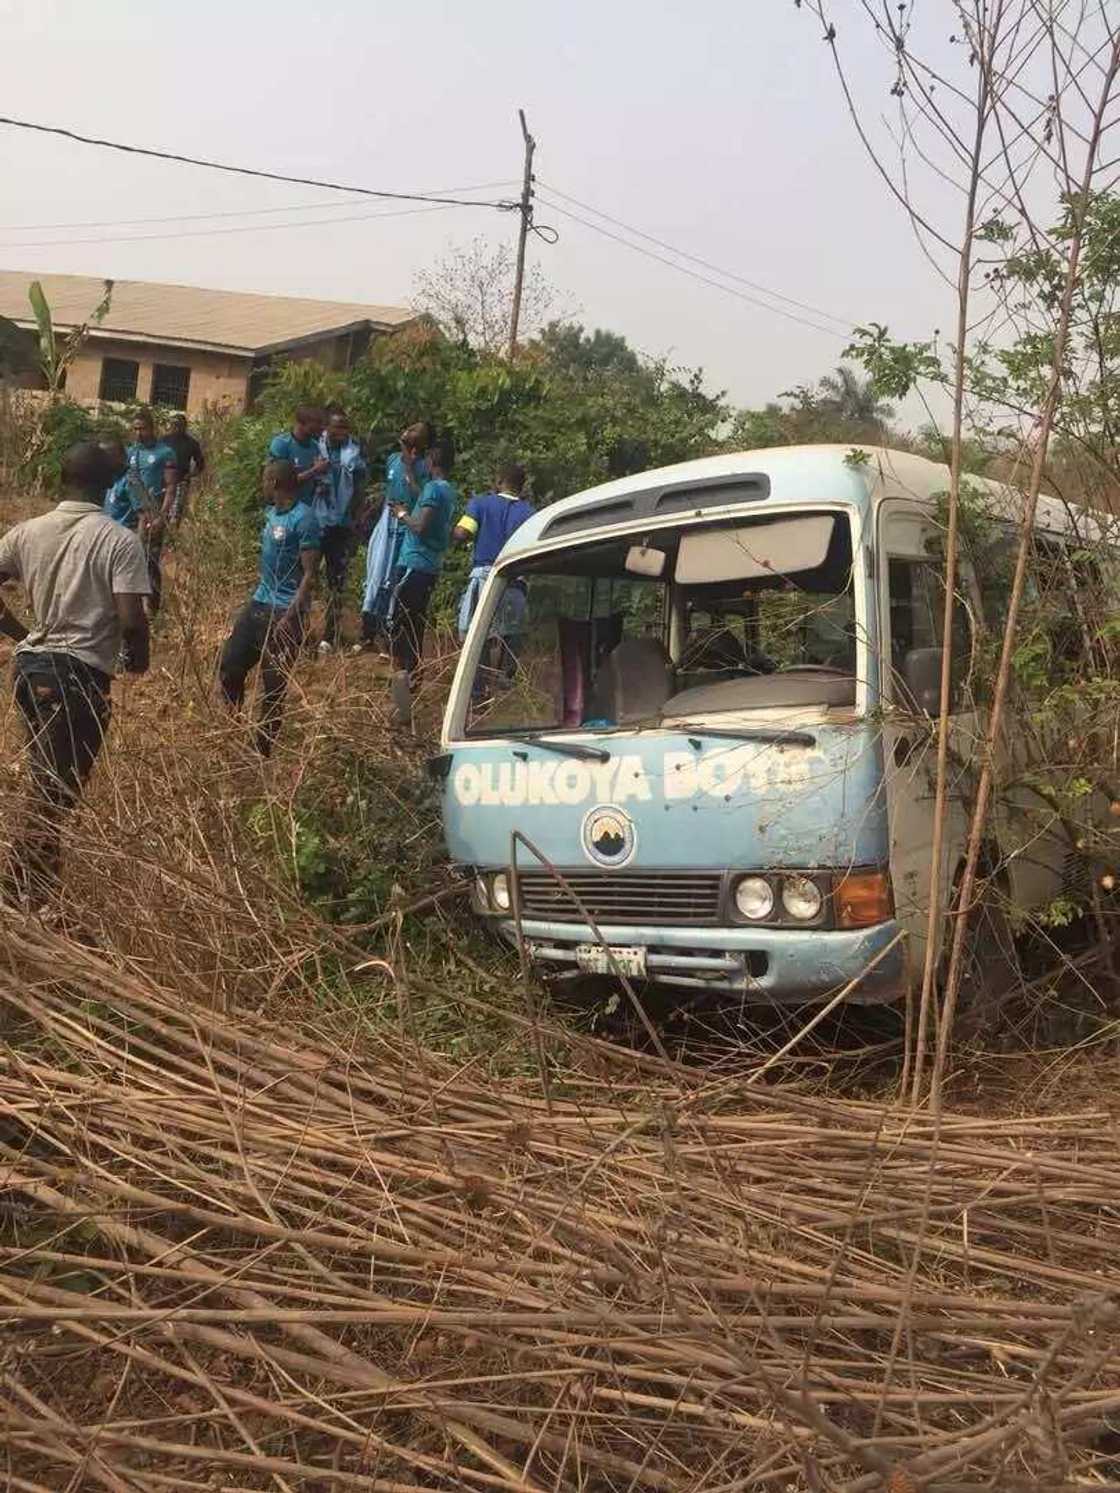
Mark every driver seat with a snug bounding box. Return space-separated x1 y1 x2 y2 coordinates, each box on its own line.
681 626 746 673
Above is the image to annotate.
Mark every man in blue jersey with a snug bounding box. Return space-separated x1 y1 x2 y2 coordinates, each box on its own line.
102 438 154 530
103 410 178 615
218 460 321 757
453 462 533 686
268 406 328 505
312 409 368 653
355 421 431 654
386 434 457 726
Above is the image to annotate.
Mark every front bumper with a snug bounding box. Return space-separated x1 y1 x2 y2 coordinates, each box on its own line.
495 916 905 1005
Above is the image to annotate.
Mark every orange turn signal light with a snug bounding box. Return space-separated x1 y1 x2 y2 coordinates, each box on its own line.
835 870 894 929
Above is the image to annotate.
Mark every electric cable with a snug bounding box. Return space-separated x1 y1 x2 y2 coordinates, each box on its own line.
0 182 519 234
0 115 518 211
535 193 852 340
0 200 474 252
539 179 858 331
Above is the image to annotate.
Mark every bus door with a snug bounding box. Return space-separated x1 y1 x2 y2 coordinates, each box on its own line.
878 504 976 972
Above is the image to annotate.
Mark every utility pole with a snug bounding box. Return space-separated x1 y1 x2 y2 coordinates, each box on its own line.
507 108 536 361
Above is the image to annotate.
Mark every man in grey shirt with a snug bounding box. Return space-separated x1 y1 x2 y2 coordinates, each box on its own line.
0 441 151 906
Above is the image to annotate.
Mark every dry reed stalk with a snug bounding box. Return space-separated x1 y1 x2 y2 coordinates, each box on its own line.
1 491 1118 1489
2 913 1120 1491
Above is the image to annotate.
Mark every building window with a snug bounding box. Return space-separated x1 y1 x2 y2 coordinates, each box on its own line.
151 363 191 410
99 357 139 403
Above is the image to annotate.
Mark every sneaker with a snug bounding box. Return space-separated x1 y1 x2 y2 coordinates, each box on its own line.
349 641 370 656
318 640 334 655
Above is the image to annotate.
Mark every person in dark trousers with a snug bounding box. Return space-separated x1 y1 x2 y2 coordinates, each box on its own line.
0 441 150 907
387 435 458 726
312 410 368 653
268 406 327 504
218 460 321 758
163 413 205 523
355 422 431 654
453 461 534 688
103 411 177 616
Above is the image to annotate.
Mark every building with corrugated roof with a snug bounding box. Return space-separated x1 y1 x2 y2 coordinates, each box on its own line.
0 271 420 415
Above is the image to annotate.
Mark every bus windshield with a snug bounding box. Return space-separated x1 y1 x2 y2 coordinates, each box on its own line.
461 509 859 738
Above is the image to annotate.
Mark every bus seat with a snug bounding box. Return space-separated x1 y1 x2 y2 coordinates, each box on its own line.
588 638 673 724
558 614 626 726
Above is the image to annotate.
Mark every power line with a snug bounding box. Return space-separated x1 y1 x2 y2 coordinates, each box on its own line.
538 180 857 332
535 193 852 341
0 115 519 212
0 200 494 253
0 182 519 234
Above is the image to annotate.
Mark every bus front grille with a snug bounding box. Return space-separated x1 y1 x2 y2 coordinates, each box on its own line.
512 871 723 926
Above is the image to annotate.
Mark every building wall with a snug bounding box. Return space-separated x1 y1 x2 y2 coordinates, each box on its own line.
65 339 252 415
52 326 385 416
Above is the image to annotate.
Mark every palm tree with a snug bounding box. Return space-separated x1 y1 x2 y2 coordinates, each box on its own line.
816 365 895 427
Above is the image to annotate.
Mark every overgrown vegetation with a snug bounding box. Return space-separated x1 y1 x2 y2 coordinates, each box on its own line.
4 8 1120 1482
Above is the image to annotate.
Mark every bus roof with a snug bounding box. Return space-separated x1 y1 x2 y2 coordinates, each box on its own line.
503 443 1106 559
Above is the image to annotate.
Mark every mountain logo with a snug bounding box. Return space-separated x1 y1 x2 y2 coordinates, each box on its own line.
582 805 637 868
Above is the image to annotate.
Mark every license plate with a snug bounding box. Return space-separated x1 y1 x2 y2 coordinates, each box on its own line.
574 944 647 979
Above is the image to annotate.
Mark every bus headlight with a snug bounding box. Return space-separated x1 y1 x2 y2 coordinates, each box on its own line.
734 876 774 921
781 875 823 921
491 872 512 911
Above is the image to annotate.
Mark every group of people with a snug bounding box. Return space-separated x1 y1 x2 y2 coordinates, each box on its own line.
0 402 535 908
229 405 533 742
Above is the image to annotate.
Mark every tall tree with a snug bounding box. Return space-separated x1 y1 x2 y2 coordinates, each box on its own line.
530 322 642 378
816 364 895 427
413 239 562 355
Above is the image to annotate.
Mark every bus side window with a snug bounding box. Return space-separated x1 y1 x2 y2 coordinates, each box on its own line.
977 529 1102 679
977 529 1017 629
888 558 972 709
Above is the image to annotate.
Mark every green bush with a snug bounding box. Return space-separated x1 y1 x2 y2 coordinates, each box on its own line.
212 322 728 527
25 399 128 492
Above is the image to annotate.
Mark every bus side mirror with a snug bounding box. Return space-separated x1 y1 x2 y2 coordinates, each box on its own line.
902 647 951 717
426 752 453 781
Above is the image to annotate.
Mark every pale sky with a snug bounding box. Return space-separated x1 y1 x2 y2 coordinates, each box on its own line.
0 0 974 414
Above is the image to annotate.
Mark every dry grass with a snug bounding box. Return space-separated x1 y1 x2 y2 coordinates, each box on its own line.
4 917 1120 1491
2 488 1120 1489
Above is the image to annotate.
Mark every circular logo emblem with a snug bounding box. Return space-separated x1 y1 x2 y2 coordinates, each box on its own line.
582 804 637 868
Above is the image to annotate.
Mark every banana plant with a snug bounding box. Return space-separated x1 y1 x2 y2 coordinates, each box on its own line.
28 278 113 397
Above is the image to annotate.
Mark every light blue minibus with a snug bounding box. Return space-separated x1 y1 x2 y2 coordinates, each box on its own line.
435 445 1103 1006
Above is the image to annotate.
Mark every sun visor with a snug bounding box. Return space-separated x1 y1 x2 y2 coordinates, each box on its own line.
675 515 834 584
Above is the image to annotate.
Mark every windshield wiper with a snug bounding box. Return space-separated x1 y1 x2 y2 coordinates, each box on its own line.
619 715 818 748
672 723 817 748
509 734 611 763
